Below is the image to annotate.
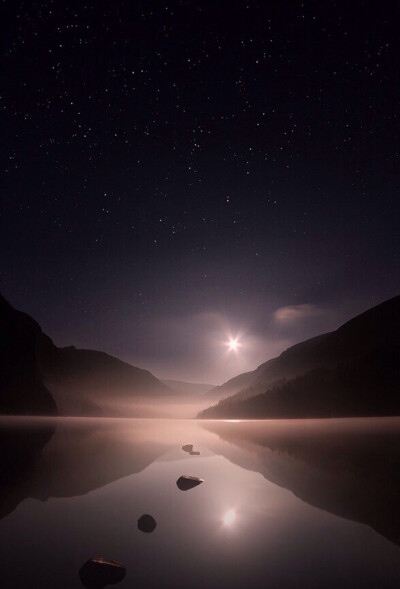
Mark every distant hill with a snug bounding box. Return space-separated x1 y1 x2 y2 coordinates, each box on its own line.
204 369 257 401
161 379 214 396
0 294 171 416
204 333 330 402
38 342 171 416
200 295 400 418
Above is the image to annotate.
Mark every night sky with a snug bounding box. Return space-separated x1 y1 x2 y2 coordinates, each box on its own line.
1 1 399 383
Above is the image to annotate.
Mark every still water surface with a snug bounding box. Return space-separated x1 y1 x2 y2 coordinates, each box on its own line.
0 416 399 589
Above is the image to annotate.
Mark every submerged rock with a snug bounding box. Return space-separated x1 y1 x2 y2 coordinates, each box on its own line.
138 513 157 533
79 557 126 588
182 444 200 455
176 475 204 491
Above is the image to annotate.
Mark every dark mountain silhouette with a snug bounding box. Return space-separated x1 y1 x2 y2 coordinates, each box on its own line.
161 379 215 395
0 295 57 415
204 332 332 403
200 295 400 418
202 418 400 546
204 369 257 401
0 294 171 416
38 342 171 416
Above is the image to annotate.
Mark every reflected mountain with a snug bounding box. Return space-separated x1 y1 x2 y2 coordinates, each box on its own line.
0 418 174 520
202 418 400 545
0 418 56 519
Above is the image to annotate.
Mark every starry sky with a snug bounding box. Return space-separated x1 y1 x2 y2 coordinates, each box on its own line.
1 1 400 383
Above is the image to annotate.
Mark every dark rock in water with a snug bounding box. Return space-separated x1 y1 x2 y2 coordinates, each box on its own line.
176 475 204 491
138 513 157 533
182 444 200 455
79 557 126 588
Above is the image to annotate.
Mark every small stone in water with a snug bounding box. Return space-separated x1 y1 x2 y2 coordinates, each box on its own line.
79 557 126 588
138 513 157 533
182 444 200 455
176 475 204 491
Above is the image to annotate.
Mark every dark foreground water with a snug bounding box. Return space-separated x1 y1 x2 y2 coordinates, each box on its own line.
0 416 399 589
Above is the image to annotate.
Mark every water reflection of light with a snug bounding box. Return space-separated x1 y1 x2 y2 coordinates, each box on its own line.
223 509 236 526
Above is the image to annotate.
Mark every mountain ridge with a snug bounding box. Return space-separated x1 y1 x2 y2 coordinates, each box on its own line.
160 379 214 395
0 294 171 416
200 295 400 418
0 294 58 416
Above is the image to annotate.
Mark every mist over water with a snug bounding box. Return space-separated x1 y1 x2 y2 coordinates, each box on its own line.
96 393 213 419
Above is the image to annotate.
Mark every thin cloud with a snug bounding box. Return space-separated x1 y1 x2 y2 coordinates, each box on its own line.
274 304 323 325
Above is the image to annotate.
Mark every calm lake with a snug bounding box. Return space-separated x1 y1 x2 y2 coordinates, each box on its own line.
0 416 399 589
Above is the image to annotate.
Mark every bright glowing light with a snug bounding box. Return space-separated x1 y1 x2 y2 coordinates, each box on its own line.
223 509 236 525
227 338 239 351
